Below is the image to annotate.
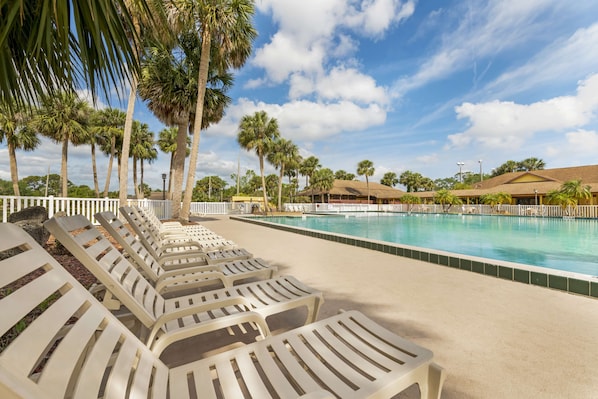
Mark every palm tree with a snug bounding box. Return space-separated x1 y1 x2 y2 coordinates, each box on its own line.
560 179 592 204
519 157 545 171
0 100 39 196
169 0 257 221
130 121 156 199
267 138 299 211
381 172 398 187
237 111 280 215
357 160 375 204
335 170 356 180
545 189 578 216
434 189 463 213
399 170 424 192
480 192 512 213
91 107 126 197
138 39 232 219
399 194 421 212
299 156 321 202
311 168 335 203
1 0 153 109
32 92 91 197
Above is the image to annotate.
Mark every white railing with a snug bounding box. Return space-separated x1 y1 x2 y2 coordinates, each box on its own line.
1 196 235 223
283 202 598 218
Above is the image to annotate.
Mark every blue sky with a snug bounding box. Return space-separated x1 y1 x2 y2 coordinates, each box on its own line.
3 0 598 193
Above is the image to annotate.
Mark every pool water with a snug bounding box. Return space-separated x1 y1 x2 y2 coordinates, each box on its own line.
257 213 598 276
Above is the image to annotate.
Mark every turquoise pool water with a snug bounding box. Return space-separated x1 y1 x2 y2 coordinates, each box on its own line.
256 214 598 276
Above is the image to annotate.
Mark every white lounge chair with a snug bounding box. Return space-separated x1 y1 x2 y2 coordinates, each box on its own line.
45 215 324 356
0 222 445 399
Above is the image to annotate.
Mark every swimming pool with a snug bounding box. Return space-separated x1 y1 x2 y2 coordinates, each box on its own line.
254 213 598 276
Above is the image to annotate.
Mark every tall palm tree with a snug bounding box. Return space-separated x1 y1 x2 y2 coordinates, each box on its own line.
237 111 280 215
170 0 257 221
0 100 39 196
357 160 375 204
138 38 232 218
92 107 126 197
267 138 299 211
33 92 91 197
519 157 546 171
1 0 150 109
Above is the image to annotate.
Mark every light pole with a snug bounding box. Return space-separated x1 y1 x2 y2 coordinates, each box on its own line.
478 160 483 182
457 162 464 182
161 173 167 200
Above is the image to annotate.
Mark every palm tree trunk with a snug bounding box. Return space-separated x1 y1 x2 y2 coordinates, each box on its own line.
119 74 138 207
103 136 116 197
7 140 20 196
171 120 188 219
61 136 68 197
91 142 100 198
139 158 145 199
133 156 140 199
277 165 284 211
259 155 268 215
181 28 212 222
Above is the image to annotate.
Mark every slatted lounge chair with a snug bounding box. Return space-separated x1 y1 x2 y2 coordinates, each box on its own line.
95 211 276 288
45 215 324 356
121 205 242 255
127 205 236 250
0 222 445 399
134 205 223 238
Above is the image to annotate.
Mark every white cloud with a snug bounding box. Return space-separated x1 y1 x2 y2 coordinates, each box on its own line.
447 74 598 148
206 97 386 141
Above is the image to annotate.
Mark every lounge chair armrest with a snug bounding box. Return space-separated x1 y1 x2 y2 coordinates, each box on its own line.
154 270 229 293
147 310 271 356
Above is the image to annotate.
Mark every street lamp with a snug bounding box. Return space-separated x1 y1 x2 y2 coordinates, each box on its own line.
161 173 167 200
478 160 483 182
457 162 464 182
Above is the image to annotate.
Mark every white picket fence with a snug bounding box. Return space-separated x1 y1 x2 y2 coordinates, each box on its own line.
0 196 234 224
286 202 598 218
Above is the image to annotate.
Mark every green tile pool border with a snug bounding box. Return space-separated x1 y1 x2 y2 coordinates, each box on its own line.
232 216 598 299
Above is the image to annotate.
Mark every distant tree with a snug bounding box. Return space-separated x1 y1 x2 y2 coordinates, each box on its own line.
311 168 335 202
519 157 546 171
434 189 462 213
192 176 227 202
230 169 257 195
92 107 126 197
399 170 424 192
299 156 321 188
381 172 398 187
157 126 191 195
434 177 458 190
480 192 512 213
420 177 435 191
491 160 519 177
335 170 356 180
357 160 375 203
400 194 421 212
19 174 62 196
0 100 39 196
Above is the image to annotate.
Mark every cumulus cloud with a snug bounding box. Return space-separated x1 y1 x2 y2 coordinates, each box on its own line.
447 74 598 148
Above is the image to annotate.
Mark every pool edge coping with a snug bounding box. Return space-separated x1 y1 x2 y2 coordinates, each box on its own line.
231 215 598 299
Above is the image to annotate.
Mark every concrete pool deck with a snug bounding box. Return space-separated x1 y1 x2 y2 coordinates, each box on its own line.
192 215 598 398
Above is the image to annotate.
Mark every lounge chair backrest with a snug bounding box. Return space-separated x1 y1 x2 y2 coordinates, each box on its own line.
0 222 169 399
119 205 167 259
94 211 164 280
44 215 165 327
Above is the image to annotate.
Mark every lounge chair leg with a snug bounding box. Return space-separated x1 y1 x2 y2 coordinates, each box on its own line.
424 362 446 399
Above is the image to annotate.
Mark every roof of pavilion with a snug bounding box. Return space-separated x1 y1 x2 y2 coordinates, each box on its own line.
299 179 406 199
